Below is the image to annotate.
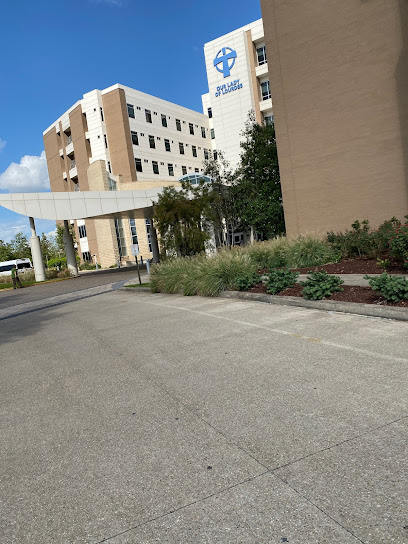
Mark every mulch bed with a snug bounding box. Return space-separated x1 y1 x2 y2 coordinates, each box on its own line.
248 283 408 307
291 256 406 275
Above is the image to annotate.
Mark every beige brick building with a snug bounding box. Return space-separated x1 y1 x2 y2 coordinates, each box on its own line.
43 84 210 267
261 0 408 237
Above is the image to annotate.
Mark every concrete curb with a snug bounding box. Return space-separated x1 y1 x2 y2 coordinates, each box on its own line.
220 290 408 322
120 286 151 292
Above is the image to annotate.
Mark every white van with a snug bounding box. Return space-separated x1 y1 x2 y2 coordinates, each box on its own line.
0 259 33 276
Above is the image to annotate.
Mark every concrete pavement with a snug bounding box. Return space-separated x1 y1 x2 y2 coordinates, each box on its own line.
1 289 407 543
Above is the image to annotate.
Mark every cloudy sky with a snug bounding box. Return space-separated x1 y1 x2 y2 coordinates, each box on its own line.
0 0 261 242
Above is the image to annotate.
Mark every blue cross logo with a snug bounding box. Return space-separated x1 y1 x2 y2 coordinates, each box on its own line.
213 47 237 78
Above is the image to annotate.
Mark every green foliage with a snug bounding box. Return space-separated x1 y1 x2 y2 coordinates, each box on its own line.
301 271 344 300
236 271 260 291
245 237 288 269
283 236 340 268
386 222 408 268
377 258 391 270
55 224 77 254
79 262 100 270
266 269 299 294
47 256 67 269
235 112 285 239
0 239 14 261
365 273 408 302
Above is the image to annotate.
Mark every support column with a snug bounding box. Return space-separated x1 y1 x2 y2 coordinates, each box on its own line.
150 219 160 263
63 220 79 277
29 217 46 282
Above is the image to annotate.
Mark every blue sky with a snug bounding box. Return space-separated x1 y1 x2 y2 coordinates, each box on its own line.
0 0 261 242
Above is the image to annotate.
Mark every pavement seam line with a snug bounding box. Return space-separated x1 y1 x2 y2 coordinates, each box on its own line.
137 296 408 365
95 470 270 543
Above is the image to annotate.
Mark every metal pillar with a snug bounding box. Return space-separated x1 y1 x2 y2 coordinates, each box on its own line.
150 219 160 263
63 220 79 277
29 217 46 282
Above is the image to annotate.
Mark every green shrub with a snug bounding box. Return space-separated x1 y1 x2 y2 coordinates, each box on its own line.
365 273 408 302
47 257 67 269
376 258 391 270
236 271 260 291
282 236 339 268
246 237 288 269
301 271 344 300
387 223 408 268
266 269 299 294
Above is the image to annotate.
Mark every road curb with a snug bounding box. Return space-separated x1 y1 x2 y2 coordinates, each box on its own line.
119 286 151 292
219 290 408 322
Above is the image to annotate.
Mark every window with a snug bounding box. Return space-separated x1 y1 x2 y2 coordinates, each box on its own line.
257 45 267 66
152 161 159 174
129 218 138 245
194 168 199 173
114 218 127 257
179 142 184 154
164 139 171 152
204 149 209 160
192 145 197 158
149 135 155 149
145 219 152 252
100 107 104 122
207 107 212 118
168 163 174 176
189 123 194 135
261 80 271 100
161 114 167 127
131 131 139 145
182 165 187 175
264 114 274 126
176 119 181 131
104 134 108 149
145 109 152 123
82 251 92 262
78 225 87 238
108 177 117 190
213 150 218 160
135 158 143 172
127 103 135 118
201 127 206 138
108 161 111 173
211 128 215 139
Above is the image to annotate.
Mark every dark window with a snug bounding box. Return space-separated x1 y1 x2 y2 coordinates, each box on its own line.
204 149 209 160
82 251 92 262
100 107 104 121
261 81 271 101
194 168 199 173
179 142 184 154
192 145 197 158
189 123 194 135
131 131 139 145
114 218 127 257
182 165 187 175
149 135 155 149
210 128 215 139
213 150 218 160
145 109 152 123
168 164 174 176
264 114 274 126
176 119 181 131
207 107 212 118
104 134 108 148
127 103 135 118
108 161 111 173
129 218 138 245
152 161 159 174
201 127 206 138
135 158 143 172
257 45 267 66
78 225 87 238
108 177 117 190
145 219 152 252
164 139 171 152
161 114 167 127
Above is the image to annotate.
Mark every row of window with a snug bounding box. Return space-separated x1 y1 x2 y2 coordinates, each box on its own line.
127 104 208 137
130 131 215 156
135 157 210 176
115 218 153 258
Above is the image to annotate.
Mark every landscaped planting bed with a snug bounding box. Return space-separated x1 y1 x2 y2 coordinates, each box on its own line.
291 256 406 275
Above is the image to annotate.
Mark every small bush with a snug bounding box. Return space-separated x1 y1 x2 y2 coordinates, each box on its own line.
327 219 383 259
376 258 391 270
301 271 344 300
246 237 288 269
283 236 339 268
365 273 408 302
236 271 260 291
48 257 67 269
266 269 299 294
387 223 408 268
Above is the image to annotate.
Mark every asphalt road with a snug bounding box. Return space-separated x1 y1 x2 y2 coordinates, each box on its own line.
1 287 407 543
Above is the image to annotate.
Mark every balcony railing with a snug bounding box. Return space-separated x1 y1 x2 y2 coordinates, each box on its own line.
66 134 72 145
69 159 76 170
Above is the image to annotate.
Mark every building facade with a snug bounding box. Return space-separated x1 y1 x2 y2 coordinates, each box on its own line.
261 0 408 237
202 19 273 168
43 84 210 266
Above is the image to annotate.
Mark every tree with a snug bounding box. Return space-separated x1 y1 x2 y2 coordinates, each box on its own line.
9 232 31 259
236 112 285 239
40 233 59 263
55 223 77 254
153 181 213 257
0 240 14 261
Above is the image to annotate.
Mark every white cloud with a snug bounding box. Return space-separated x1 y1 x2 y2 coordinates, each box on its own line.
0 138 6 152
0 220 28 242
0 151 50 193
0 219 57 243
